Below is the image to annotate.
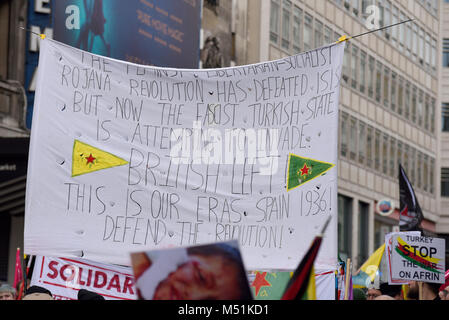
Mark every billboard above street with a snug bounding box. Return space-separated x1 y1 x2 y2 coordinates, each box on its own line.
52 0 202 68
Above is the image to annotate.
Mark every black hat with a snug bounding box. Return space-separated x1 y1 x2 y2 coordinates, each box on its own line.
25 286 52 297
77 289 105 300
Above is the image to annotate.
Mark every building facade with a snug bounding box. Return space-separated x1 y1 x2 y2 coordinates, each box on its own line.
271 0 442 268
227 0 444 268
0 0 30 284
439 0 449 257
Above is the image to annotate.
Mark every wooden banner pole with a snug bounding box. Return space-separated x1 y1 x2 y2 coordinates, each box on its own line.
344 258 351 300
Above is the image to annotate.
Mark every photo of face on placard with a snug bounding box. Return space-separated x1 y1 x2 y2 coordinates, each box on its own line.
130 241 253 300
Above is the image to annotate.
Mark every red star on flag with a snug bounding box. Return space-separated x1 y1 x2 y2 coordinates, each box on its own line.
300 163 310 176
251 272 271 296
85 154 96 165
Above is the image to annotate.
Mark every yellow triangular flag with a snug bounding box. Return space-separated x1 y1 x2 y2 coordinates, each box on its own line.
72 140 128 177
358 243 385 282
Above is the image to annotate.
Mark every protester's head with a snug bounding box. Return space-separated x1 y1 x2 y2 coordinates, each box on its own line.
426 282 444 298
374 294 395 300
78 289 105 300
366 288 382 300
439 288 449 300
152 244 252 300
366 285 382 300
379 282 403 300
0 284 16 300
22 286 53 300
407 281 441 300
439 269 449 300
407 281 419 299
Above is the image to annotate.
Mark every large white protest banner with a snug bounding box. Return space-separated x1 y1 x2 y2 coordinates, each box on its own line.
30 256 137 300
25 39 345 270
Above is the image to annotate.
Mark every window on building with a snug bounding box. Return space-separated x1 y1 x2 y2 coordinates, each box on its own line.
375 62 382 103
391 6 398 44
359 122 366 165
431 38 436 72
442 168 449 197
424 94 430 131
281 0 291 50
398 12 405 52
443 39 449 68
432 0 438 16
423 155 430 191
349 117 357 161
396 76 404 116
304 13 313 51
403 81 410 119
411 86 417 123
442 103 449 132
292 7 303 53
397 142 402 174
431 98 435 133
343 42 351 84
374 220 394 251
406 22 412 58
368 56 375 99
383 67 390 108
426 0 433 14
352 0 360 16
338 194 353 261
351 46 359 89
315 19 323 48
419 28 425 65
425 33 431 69
378 0 384 27
418 90 424 127
382 134 388 175
409 148 416 184
412 23 418 62
384 1 391 39
270 0 280 44
423 154 429 192
341 112 348 157
390 137 396 177
417 152 422 189
324 25 332 44
360 51 366 93
430 158 435 194
403 145 409 178
358 201 369 267
375 130 381 171
361 0 371 16
367 126 373 168
390 72 397 112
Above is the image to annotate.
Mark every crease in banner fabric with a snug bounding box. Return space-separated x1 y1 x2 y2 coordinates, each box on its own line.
25 38 345 270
